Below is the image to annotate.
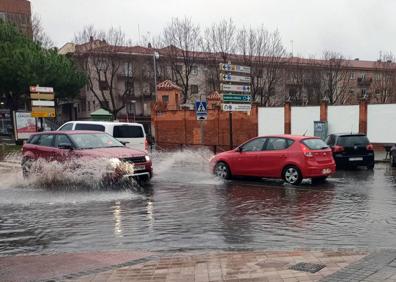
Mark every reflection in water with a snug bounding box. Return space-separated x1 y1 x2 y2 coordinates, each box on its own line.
113 201 123 238
0 150 396 255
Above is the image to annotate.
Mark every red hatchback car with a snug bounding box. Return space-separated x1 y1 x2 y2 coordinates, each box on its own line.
21 131 153 183
210 135 336 185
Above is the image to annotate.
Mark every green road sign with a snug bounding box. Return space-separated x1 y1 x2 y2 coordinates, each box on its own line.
222 94 252 103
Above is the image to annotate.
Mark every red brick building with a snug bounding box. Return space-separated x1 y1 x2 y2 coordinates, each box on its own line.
0 0 32 38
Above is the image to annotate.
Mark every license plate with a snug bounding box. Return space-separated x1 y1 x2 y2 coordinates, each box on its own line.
322 168 332 174
349 157 363 161
134 165 146 171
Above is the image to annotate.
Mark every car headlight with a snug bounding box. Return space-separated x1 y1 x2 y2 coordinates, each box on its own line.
145 155 150 162
107 158 121 169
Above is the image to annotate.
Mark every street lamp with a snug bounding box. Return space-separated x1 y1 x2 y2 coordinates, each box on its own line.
153 51 159 99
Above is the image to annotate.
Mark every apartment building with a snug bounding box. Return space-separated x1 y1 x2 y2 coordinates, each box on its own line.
0 0 32 38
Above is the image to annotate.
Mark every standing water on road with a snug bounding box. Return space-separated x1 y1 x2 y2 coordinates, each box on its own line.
0 149 396 255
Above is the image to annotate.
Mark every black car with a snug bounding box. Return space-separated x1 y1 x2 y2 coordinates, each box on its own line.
325 133 375 169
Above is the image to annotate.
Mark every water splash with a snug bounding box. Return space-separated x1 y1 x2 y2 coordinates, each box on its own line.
0 154 136 190
151 148 223 185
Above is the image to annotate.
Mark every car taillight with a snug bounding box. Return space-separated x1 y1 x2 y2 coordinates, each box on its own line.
332 145 344 153
300 144 313 157
366 144 374 151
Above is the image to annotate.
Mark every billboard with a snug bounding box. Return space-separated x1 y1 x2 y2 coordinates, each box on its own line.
13 112 37 140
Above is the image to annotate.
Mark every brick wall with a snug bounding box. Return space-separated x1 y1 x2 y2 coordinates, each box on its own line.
152 107 258 151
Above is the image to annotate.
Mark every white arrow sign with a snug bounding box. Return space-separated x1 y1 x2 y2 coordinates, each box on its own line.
219 63 251 74
220 84 251 93
222 103 252 112
220 73 251 83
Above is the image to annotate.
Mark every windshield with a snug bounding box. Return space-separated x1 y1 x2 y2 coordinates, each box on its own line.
69 133 124 149
302 138 329 150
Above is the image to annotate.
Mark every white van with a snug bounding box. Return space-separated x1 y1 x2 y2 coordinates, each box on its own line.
57 121 148 151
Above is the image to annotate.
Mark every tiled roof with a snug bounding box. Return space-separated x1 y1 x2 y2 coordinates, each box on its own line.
207 91 221 100
72 41 396 71
157 80 182 91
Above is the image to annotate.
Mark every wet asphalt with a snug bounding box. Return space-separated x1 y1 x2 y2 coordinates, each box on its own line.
0 150 395 256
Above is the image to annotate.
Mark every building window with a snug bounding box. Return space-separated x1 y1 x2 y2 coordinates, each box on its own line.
375 73 381 80
80 98 86 112
350 72 355 80
99 80 109 91
162 95 169 104
191 65 198 75
93 100 96 109
191 85 198 94
175 64 183 73
87 101 91 112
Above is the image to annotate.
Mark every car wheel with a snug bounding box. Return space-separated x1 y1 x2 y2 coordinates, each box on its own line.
391 155 396 168
21 158 33 178
214 161 231 180
311 176 327 184
282 166 302 185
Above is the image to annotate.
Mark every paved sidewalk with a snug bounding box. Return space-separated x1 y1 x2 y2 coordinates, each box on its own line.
322 250 396 282
66 250 365 282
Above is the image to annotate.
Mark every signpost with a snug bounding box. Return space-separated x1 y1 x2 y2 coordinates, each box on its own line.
218 63 252 149
195 100 208 120
195 100 208 144
29 86 56 119
222 94 251 103
220 73 251 83
222 103 252 112
220 84 251 93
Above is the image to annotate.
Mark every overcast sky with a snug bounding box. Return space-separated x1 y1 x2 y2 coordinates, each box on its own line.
30 0 396 60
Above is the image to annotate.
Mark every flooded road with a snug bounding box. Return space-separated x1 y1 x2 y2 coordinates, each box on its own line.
1 150 396 255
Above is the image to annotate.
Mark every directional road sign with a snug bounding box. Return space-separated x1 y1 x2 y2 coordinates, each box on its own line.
29 86 54 93
222 94 252 103
222 103 252 112
31 107 56 118
220 73 251 83
195 101 208 120
219 63 251 74
30 85 56 118
220 84 251 93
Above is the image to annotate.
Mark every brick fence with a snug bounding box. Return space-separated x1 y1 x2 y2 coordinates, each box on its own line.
152 107 258 152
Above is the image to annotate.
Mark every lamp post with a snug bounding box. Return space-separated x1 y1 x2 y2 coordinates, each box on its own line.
153 51 159 98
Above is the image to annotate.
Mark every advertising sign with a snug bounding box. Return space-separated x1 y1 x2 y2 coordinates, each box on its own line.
14 112 37 140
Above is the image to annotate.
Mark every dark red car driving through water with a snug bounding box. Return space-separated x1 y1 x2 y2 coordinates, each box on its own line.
21 131 153 183
210 135 336 185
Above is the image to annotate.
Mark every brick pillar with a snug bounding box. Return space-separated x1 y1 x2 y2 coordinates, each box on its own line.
320 100 328 122
359 99 368 134
284 101 291 134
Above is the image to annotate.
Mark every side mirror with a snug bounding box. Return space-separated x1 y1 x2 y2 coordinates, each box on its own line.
237 146 243 152
120 141 130 146
58 143 73 150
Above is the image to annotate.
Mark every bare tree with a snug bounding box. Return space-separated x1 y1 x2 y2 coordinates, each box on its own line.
204 18 236 62
372 52 396 103
161 17 202 103
73 26 135 118
284 57 307 105
321 51 353 105
32 14 53 49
